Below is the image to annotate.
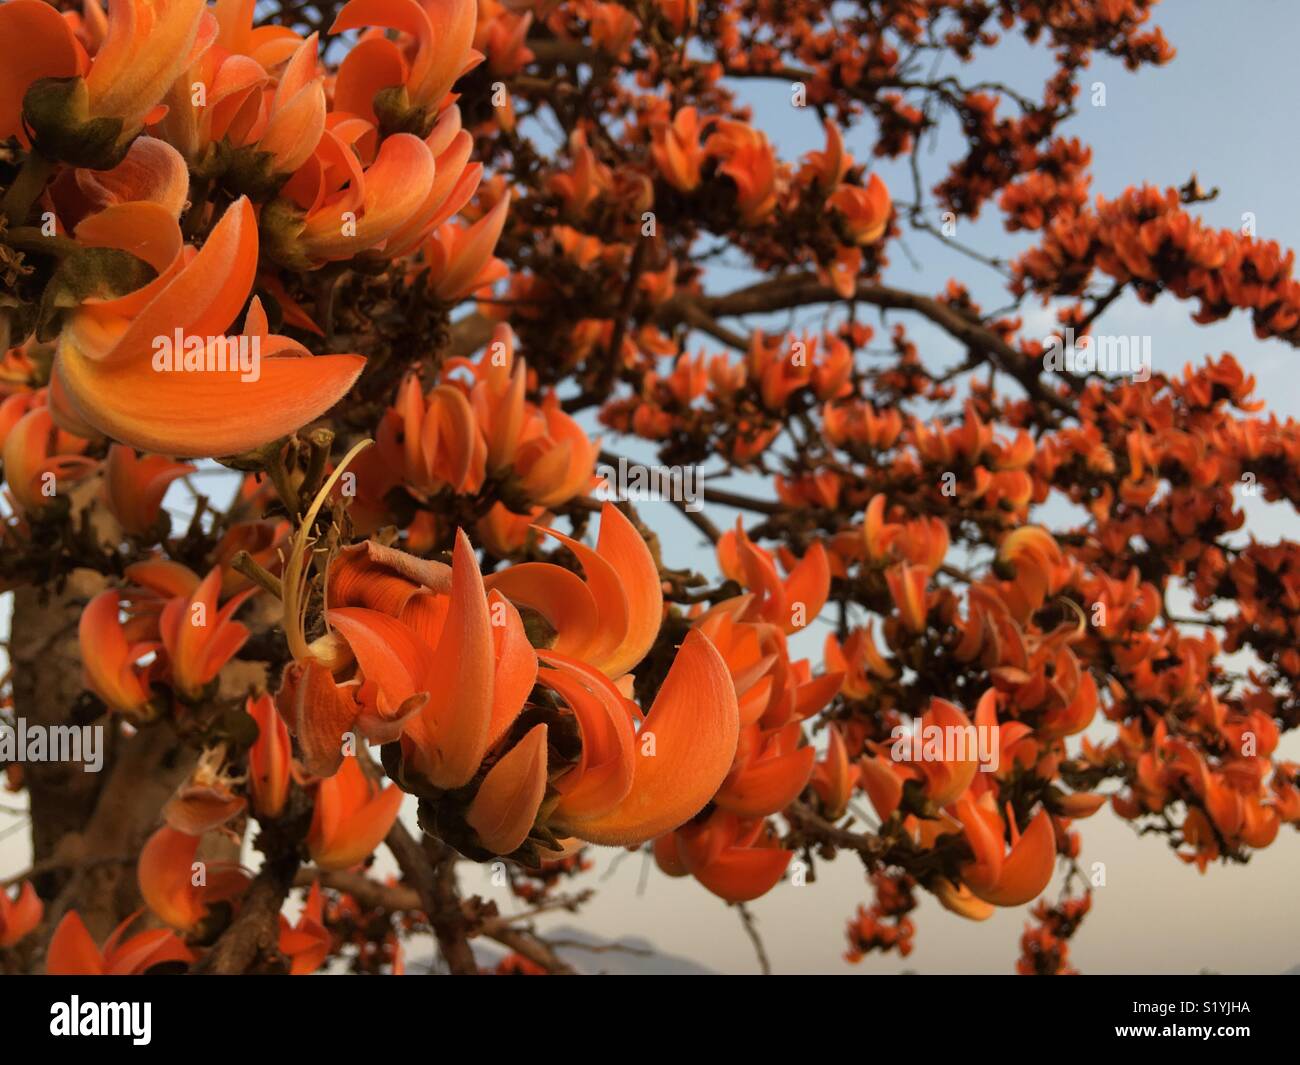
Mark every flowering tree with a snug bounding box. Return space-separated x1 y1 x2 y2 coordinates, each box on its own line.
0 0 1294 977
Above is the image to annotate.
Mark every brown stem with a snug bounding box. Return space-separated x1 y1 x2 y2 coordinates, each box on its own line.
193 850 301 974
384 822 479 974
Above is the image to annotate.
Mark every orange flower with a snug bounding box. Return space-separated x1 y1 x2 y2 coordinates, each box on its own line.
902 697 982 806
408 377 487 493
331 0 479 124
713 721 815 819
810 723 855 820
46 910 194 975
955 796 1056 907
717 521 830 635
651 106 704 193
278 123 468 264
247 693 292 819
886 560 930 633
306 756 405 870
424 192 511 302
465 721 550 854
6 0 213 164
53 198 364 457
534 630 739 846
78 589 155 717
138 824 250 930
705 120 778 224
278 882 331 975
656 811 792 903
800 119 851 188
484 502 662 679
157 567 254 699
0 0 85 146
828 173 891 245
1 402 95 513
250 33 327 175
65 134 191 224
513 394 601 506
102 444 195 537
280 474 739 856
0 881 42 947
824 624 894 699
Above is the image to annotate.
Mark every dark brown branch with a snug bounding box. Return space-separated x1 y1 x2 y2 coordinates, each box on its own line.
664 276 1073 417
385 822 480 974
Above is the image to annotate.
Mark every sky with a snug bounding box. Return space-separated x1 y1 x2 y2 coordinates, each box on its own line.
3 0 1298 975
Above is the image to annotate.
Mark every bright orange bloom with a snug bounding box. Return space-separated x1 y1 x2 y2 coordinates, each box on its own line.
247 693 292 819
886 561 930 633
824 624 895 700
651 106 704 193
278 882 331 975
800 119 851 188
828 173 891 245
138 824 250 930
656 811 792 903
0 0 84 145
955 796 1056 907
53 199 364 457
331 0 479 120
78 589 156 717
62 134 191 224
157 567 254 699
484 502 662 679
102 444 195 537
46 910 194 975
2 0 212 160
705 120 778 224
713 720 814 819
810 723 855 820
465 721 549 854
905 697 981 807
0 881 42 947
717 521 830 635
533 632 740 846
278 117 475 264
423 192 511 302
306 756 405 870
0 402 95 513
280 490 738 856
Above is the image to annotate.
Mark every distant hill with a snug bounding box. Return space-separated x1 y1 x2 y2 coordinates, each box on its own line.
477 925 718 975
407 926 717 975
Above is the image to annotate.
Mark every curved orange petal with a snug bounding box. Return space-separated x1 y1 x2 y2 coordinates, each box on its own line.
555 629 739 846
408 529 493 787
46 911 105 975
485 591 537 749
715 745 815 819
138 825 206 930
692 845 792 903
276 658 360 778
539 654 636 822
979 807 1056 906
79 590 151 714
466 723 549 854
0 0 83 144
